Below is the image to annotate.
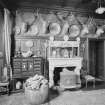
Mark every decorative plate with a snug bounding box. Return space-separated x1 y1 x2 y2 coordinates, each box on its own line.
30 24 38 35
69 25 80 37
61 49 69 58
25 40 33 48
49 23 61 35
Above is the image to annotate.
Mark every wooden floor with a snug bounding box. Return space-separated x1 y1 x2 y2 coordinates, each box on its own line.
0 82 105 105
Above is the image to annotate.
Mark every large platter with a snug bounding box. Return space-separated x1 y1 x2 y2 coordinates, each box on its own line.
49 23 61 35
29 24 39 35
69 25 81 37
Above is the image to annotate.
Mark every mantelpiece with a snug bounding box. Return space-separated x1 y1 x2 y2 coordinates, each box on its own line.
48 40 83 88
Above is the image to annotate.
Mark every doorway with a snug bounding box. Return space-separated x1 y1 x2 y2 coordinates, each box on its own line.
89 39 105 80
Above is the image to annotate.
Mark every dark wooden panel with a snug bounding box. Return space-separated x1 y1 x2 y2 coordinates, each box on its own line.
12 57 44 78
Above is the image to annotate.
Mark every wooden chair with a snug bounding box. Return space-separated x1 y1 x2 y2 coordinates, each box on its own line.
80 68 95 88
84 75 95 88
0 66 10 95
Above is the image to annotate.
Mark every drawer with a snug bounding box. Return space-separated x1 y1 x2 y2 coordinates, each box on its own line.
34 61 42 65
13 58 21 62
34 57 42 61
34 64 41 68
13 68 21 73
34 71 42 75
22 58 33 62
13 62 21 68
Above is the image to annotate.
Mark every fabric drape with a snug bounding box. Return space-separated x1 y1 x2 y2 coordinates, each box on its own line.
3 8 12 78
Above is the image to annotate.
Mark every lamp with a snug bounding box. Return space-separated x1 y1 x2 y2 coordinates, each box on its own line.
95 0 105 14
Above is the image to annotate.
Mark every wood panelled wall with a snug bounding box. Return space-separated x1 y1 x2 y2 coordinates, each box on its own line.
13 9 105 71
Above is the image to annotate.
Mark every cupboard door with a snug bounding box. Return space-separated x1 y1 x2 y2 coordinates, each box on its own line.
13 58 21 74
22 62 27 72
27 61 33 72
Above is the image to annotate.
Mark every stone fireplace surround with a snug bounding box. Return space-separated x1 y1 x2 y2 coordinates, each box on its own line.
48 57 83 88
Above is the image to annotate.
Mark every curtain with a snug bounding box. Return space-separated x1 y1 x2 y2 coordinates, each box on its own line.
3 8 12 78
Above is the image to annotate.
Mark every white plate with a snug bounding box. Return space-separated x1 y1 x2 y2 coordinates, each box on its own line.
30 24 38 35
69 25 80 37
49 23 61 35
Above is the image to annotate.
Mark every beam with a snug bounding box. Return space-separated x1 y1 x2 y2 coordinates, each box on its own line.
0 0 7 8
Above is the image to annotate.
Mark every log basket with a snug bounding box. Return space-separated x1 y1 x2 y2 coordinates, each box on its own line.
25 84 49 105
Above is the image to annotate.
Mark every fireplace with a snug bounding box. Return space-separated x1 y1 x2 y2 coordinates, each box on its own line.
48 57 83 88
48 39 83 88
53 67 76 87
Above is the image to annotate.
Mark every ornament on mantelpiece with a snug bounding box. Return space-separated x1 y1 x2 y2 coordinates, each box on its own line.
16 81 22 89
22 40 33 57
37 50 41 57
61 49 69 58
52 50 56 58
21 22 28 34
63 35 69 41
49 36 54 41
14 26 21 35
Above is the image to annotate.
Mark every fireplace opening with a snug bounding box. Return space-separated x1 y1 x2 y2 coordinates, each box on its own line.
53 67 63 86
53 67 76 86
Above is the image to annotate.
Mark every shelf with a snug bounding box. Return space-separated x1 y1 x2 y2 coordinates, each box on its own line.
15 35 49 40
15 35 77 41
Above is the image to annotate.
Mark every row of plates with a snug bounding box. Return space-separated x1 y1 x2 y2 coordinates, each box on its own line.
15 23 81 37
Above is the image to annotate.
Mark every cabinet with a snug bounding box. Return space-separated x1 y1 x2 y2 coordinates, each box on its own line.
12 57 44 78
11 57 44 91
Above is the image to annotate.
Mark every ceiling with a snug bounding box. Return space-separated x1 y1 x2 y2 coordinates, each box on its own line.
1 0 105 19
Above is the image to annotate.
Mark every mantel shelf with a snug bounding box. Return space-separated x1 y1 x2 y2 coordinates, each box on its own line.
15 35 49 40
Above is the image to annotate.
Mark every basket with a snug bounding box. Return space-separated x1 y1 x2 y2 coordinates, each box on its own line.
25 84 49 105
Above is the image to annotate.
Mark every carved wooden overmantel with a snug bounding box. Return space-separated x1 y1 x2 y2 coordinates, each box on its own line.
48 40 83 88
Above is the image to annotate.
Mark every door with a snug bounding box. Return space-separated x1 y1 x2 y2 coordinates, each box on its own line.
89 40 97 76
96 40 105 79
89 39 105 79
